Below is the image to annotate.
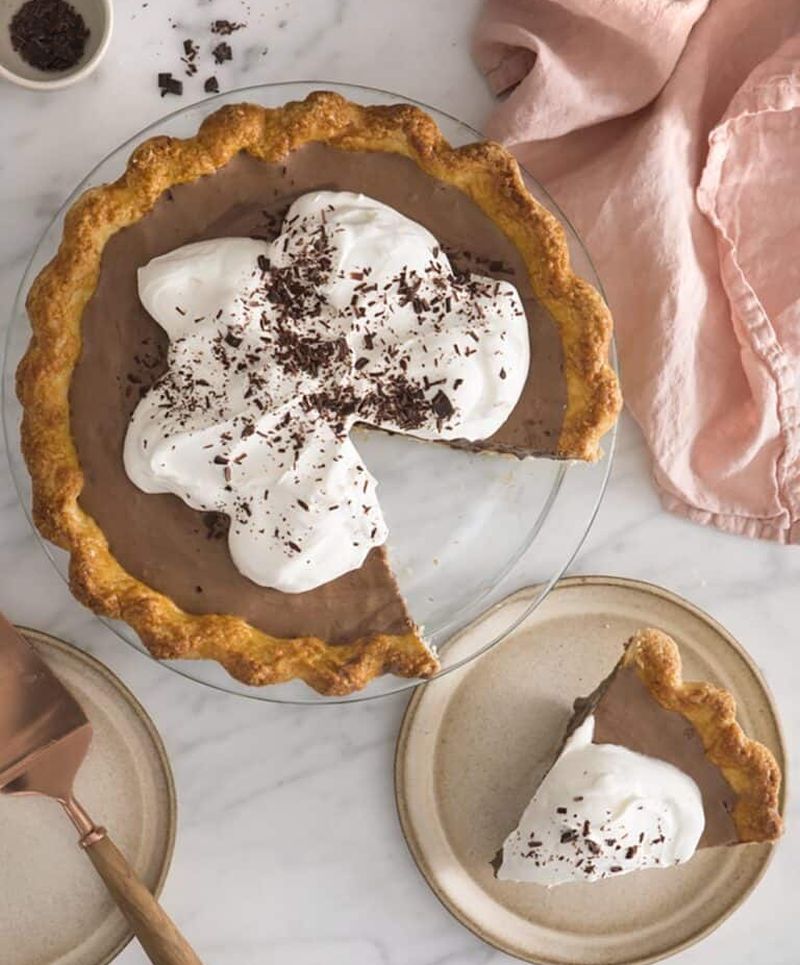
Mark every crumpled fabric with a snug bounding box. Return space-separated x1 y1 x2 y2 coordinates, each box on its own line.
473 0 800 541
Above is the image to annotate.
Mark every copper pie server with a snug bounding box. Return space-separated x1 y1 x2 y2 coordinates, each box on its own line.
0 614 202 965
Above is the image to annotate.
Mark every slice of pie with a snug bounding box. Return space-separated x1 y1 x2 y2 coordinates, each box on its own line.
17 91 620 695
498 628 782 884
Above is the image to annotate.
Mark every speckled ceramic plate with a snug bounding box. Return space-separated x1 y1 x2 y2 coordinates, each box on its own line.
0 627 176 965
395 576 786 965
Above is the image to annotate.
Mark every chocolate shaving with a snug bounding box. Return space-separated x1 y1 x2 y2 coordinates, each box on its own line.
211 41 232 64
210 19 245 35
158 72 183 97
431 390 454 422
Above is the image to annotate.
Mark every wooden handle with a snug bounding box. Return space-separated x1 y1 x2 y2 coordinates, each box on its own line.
83 832 203 965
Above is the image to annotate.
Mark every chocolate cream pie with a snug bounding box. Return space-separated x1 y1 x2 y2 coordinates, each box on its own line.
17 92 620 695
498 629 782 885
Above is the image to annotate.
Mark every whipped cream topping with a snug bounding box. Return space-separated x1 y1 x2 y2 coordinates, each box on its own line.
498 716 705 886
124 191 529 592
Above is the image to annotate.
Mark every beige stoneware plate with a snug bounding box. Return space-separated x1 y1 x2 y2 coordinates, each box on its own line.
395 576 786 965
0 628 176 965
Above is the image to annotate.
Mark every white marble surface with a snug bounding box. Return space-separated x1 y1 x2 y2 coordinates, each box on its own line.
0 1 797 962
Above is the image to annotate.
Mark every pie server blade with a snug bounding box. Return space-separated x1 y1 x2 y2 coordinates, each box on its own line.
0 614 202 965
0 614 92 798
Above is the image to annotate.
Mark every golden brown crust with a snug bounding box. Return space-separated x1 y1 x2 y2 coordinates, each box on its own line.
17 91 619 695
623 629 782 843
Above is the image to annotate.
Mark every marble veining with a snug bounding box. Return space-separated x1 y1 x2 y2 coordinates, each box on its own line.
0 1 798 963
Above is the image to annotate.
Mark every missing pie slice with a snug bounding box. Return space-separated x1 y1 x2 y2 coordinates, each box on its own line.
498 629 782 884
17 92 620 695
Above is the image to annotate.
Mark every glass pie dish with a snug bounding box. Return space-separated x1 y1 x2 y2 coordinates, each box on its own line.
2 81 617 704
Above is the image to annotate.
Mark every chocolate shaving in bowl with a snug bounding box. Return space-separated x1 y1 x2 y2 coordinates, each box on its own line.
10 0 90 72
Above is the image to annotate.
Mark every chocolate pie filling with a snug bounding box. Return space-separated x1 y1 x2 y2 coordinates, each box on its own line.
574 666 738 847
70 145 566 642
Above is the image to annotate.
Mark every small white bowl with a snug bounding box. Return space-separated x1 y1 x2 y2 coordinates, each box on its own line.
0 0 112 90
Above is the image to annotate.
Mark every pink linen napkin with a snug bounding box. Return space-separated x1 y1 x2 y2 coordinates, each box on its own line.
473 0 800 542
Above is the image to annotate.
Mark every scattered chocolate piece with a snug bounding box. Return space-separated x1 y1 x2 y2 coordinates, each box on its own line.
154 15 246 97
211 18 245 35
211 41 232 64
181 37 199 76
158 72 183 97
10 0 89 72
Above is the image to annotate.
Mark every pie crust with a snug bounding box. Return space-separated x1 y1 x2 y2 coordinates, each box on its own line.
17 91 620 695
622 629 782 843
